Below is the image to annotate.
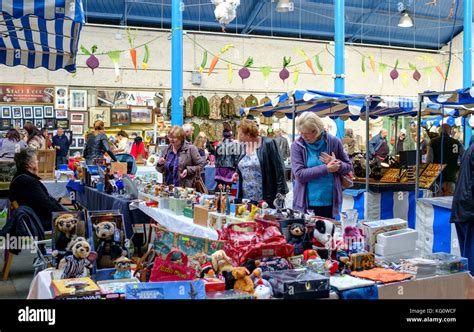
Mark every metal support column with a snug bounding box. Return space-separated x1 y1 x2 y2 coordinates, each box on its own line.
171 0 184 126
365 97 370 220
334 0 345 139
464 0 472 148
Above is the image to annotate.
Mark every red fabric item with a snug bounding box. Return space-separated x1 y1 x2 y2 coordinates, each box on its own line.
130 142 147 160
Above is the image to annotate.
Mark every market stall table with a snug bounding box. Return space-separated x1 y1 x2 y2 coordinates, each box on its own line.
136 201 218 240
74 186 149 238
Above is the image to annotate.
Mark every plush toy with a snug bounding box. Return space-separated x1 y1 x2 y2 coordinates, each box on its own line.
232 267 254 294
303 249 319 261
211 250 233 274
247 204 258 221
242 259 261 275
113 256 132 279
343 226 364 254
60 237 95 279
52 214 84 265
200 262 216 278
254 278 273 299
311 219 336 260
287 223 308 255
94 221 126 269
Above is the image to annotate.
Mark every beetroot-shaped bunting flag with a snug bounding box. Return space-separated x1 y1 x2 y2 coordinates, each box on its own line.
279 56 291 83
142 44 150 70
80 44 99 74
107 51 121 81
409 63 421 82
238 57 253 82
390 59 400 82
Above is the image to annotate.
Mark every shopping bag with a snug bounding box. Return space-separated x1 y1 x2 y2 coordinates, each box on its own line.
149 249 195 282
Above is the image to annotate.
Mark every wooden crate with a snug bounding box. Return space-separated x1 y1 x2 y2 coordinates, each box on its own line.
37 149 56 180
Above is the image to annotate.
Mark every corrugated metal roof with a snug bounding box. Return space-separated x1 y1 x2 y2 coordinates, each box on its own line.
83 0 468 50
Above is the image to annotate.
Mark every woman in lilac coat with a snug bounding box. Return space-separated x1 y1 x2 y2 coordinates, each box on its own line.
291 112 353 218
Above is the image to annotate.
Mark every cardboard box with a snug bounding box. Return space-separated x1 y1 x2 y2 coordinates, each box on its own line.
203 278 225 293
362 218 407 253
125 280 206 300
208 211 227 231
97 278 140 299
169 197 186 215
194 205 214 227
51 277 101 299
206 289 256 300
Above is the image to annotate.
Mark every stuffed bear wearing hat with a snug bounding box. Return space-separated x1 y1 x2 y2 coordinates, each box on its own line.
232 267 254 294
61 237 95 279
94 221 126 269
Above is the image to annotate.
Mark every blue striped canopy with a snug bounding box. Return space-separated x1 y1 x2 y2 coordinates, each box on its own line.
0 0 84 73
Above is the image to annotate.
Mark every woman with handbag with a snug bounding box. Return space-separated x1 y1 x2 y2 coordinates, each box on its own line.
291 112 353 218
156 126 206 189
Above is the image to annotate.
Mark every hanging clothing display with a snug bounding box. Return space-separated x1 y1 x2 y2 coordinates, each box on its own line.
185 95 195 118
259 96 273 125
220 95 236 119
245 94 259 107
200 122 218 142
234 95 245 118
167 98 186 119
209 95 222 120
193 96 210 117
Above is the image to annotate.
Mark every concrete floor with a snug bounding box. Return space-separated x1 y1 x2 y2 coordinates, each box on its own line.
0 250 36 299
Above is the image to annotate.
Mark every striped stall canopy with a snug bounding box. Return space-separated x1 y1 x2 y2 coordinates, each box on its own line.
0 0 85 72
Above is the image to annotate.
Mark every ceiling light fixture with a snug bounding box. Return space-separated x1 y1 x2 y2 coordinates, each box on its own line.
276 0 294 13
398 10 414 28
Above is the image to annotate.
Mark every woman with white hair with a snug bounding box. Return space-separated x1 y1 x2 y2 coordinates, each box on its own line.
291 112 352 218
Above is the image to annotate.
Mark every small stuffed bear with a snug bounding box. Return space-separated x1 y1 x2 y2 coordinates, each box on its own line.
211 250 234 290
232 267 254 294
94 221 126 269
61 237 95 279
311 219 336 260
52 214 84 266
288 223 308 255
113 256 132 280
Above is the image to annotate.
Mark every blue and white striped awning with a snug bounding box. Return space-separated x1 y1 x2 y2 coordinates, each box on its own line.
0 0 84 72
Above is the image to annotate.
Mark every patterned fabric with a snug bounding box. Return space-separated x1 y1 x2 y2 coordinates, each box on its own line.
193 96 210 117
185 95 195 118
209 95 222 120
258 257 292 272
233 95 245 117
238 153 263 202
220 95 235 119
200 123 217 142
245 95 259 107
191 123 201 143
338 285 379 300
61 255 90 279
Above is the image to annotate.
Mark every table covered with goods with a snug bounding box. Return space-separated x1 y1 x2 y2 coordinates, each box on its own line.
27 174 473 300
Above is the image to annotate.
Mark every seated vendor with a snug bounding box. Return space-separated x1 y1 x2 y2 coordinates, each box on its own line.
9 148 68 231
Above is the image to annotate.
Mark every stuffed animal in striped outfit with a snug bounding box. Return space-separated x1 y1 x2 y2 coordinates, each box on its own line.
61 237 96 279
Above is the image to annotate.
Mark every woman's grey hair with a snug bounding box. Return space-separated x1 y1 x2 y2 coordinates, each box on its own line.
14 148 37 171
296 112 324 137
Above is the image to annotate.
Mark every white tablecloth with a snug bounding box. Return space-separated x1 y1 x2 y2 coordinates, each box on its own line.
42 181 69 199
27 268 62 299
137 202 218 240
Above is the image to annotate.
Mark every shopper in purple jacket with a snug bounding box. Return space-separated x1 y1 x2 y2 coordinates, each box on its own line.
291 112 353 218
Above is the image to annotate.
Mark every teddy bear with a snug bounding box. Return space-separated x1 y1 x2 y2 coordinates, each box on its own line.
52 214 85 266
311 219 336 260
211 250 235 289
288 223 311 256
232 267 254 294
60 237 96 279
113 256 132 280
94 221 126 269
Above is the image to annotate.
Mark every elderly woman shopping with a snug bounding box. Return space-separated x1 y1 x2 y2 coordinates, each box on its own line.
291 112 353 218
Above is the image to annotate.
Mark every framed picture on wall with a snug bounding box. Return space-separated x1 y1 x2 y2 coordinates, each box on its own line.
55 86 68 110
130 106 152 124
35 119 44 129
56 119 69 129
22 106 33 119
55 110 68 119
70 90 88 111
45 118 55 129
70 137 77 148
111 109 131 126
70 112 85 124
63 130 72 144
0 119 11 130
70 124 83 135
12 106 22 119
89 107 111 128
1 106 11 119
33 106 44 118
77 137 85 148
44 106 54 118
13 119 22 128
